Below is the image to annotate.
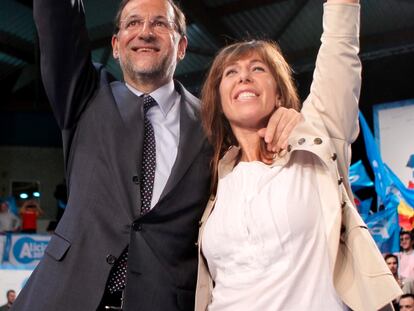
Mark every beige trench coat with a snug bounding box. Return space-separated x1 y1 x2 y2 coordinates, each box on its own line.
195 3 402 311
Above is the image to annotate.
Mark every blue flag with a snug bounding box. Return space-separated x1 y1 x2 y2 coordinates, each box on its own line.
360 198 373 222
353 194 372 221
365 207 400 253
359 111 414 232
359 112 395 208
349 160 374 191
384 164 414 208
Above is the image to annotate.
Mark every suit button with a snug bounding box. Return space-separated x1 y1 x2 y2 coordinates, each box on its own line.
314 137 323 145
106 254 117 265
331 153 337 161
287 144 292 152
132 222 142 231
132 175 139 184
298 138 306 145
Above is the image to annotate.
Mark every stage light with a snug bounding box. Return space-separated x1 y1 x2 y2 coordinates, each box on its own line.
33 192 40 198
20 193 29 199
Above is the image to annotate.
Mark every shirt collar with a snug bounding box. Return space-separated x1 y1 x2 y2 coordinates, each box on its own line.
125 80 177 117
218 145 291 179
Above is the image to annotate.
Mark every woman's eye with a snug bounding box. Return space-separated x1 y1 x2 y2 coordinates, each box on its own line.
253 66 265 72
224 69 237 76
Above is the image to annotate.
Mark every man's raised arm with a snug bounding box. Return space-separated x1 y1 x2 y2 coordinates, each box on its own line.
34 0 97 129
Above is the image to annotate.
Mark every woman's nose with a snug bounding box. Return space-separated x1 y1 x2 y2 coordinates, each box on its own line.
238 70 252 83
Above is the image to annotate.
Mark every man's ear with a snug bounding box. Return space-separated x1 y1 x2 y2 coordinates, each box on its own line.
177 35 188 61
111 35 119 59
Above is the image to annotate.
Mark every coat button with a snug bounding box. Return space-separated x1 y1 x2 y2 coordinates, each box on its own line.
314 137 323 145
331 153 337 161
287 144 292 152
298 138 306 145
106 254 117 265
132 175 139 184
132 222 142 232
338 177 344 185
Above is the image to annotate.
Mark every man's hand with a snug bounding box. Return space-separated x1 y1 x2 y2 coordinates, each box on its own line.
257 107 303 153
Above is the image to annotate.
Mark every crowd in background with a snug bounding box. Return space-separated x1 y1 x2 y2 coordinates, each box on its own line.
0 182 66 235
384 230 414 310
0 199 43 234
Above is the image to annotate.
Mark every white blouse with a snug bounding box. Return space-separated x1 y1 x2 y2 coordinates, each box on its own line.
202 151 347 311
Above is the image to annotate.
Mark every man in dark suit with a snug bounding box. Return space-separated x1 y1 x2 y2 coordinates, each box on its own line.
0 290 15 311
12 0 300 310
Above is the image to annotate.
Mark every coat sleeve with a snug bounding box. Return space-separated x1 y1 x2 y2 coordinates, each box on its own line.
33 0 98 129
301 3 361 144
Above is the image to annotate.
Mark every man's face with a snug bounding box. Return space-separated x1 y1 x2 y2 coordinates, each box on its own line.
111 0 187 89
400 297 414 311
385 256 398 275
7 291 16 304
401 233 413 251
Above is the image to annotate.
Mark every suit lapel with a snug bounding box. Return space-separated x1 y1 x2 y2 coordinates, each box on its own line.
158 82 205 203
111 81 144 128
110 81 145 218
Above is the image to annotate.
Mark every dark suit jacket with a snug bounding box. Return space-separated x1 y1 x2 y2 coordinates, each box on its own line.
12 1 211 310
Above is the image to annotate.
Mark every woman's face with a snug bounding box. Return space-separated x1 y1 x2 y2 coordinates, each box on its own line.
219 52 278 131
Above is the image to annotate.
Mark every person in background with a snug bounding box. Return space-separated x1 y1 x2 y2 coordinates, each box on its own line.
0 201 20 233
400 294 414 311
196 0 401 310
0 290 16 311
46 180 69 233
385 253 414 294
385 253 414 310
19 200 43 233
53 180 67 223
398 231 414 279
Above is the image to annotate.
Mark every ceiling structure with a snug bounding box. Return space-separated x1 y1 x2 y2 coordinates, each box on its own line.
1 0 414 150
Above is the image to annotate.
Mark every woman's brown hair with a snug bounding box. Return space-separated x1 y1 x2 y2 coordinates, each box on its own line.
201 40 300 193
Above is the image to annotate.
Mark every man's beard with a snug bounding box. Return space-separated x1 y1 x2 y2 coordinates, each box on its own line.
119 53 173 84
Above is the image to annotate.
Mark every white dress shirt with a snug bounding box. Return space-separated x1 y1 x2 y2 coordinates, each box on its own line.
126 81 180 208
202 152 346 310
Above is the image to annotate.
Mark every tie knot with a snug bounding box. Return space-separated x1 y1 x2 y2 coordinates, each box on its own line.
143 95 157 114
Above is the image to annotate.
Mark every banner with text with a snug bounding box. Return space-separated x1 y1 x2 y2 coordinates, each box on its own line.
1 234 51 269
